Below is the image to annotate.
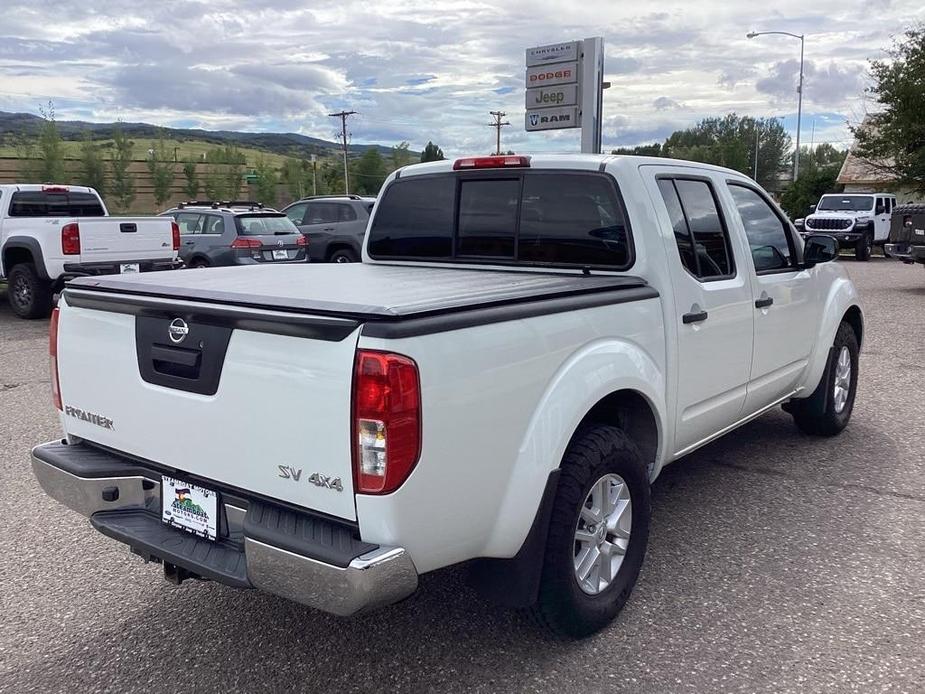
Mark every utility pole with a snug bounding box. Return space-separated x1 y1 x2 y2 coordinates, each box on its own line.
753 127 760 180
310 154 317 196
487 111 511 155
328 110 356 194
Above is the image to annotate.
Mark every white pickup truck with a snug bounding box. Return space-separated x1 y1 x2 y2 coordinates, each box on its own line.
0 184 181 318
32 155 863 638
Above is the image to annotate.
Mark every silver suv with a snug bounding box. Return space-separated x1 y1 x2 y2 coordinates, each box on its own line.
281 195 376 263
161 201 308 268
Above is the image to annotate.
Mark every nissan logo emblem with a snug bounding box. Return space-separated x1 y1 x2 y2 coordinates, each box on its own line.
168 318 189 344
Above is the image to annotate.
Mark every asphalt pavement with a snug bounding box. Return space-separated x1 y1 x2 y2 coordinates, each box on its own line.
0 257 923 693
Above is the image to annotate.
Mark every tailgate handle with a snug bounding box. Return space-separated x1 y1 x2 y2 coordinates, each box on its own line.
120 222 137 233
151 344 202 379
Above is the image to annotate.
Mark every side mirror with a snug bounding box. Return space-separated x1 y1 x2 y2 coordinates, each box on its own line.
809 204 817 212
875 205 885 215
803 234 838 267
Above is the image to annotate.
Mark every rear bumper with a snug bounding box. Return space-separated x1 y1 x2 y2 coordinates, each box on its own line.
885 243 925 264
62 258 183 280
31 441 418 617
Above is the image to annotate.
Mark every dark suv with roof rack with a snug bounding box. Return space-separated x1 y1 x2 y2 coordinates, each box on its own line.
281 195 376 263
885 203 925 267
160 201 308 268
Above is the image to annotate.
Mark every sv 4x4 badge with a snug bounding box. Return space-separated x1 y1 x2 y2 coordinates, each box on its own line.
277 465 343 492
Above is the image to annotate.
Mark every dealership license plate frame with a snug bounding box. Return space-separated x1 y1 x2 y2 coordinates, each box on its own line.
120 262 140 274
272 249 288 260
161 475 219 541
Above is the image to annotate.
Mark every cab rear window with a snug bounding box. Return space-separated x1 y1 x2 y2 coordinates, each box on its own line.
367 171 632 269
8 191 104 217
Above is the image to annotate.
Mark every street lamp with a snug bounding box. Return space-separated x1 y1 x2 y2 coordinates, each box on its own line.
747 30 805 181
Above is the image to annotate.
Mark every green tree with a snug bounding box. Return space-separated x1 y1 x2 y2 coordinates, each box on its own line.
611 143 663 156
352 148 387 195
182 158 200 199
252 156 279 206
109 123 136 212
36 102 66 183
780 166 843 219
420 141 445 162
662 114 792 187
12 133 41 182
281 158 307 199
146 131 176 210
204 146 245 200
852 26 925 194
77 130 107 195
391 141 411 170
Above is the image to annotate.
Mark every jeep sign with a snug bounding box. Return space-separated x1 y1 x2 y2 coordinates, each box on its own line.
525 106 580 131
525 84 578 108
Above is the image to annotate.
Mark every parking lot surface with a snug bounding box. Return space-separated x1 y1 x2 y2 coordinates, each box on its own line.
0 258 923 693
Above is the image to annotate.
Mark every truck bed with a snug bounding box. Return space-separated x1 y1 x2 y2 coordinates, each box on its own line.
64 263 654 321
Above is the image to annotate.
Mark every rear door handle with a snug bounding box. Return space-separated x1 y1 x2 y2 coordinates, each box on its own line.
682 310 708 324
755 297 774 309
323 227 335 232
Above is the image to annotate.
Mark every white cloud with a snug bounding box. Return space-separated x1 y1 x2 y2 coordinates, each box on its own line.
0 0 922 155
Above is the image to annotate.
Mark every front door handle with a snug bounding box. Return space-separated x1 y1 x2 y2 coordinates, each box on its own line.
755 296 774 309
323 227 335 232
682 310 708 324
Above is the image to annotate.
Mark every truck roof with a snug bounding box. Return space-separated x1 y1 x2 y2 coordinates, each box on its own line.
398 153 751 180
0 184 97 194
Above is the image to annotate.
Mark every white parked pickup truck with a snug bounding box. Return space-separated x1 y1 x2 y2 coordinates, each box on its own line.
32 155 863 638
0 184 181 318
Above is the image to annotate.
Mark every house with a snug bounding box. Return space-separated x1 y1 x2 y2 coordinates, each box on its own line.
837 120 920 203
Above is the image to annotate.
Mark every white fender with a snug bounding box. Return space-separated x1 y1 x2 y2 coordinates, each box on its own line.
481 337 666 557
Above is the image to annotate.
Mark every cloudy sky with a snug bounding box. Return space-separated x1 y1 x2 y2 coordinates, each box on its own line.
1 0 922 156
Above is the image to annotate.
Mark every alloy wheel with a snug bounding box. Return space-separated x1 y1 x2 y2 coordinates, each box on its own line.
833 345 851 413
573 473 632 595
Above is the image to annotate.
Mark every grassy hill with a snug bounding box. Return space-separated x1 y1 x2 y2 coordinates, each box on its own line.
0 111 413 164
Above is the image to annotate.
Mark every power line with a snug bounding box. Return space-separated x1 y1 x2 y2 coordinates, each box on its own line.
328 110 356 194
486 111 511 155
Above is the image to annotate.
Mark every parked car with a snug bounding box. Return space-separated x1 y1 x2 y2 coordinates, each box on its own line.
281 195 375 263
160 201 308 268
885 203 925 267
33 154 862 639
803 193 896 261
0 184 180 318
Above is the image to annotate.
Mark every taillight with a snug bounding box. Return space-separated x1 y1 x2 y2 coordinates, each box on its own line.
49 307 62 411
171 221 180 251
230 237 262 249
61 223 80 255
297 235 308 247
352 350 421 494
453 155 531 170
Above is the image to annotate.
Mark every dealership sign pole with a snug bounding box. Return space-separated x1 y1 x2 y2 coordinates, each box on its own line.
525 37 604 153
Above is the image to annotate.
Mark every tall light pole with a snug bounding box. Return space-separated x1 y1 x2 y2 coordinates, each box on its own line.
747 30 805 181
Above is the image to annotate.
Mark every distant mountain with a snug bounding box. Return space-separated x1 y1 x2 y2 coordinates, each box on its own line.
0 111 408 159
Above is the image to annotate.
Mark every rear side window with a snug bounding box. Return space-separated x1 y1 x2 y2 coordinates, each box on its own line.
235 214 299 236
175 213 202 234
367 176 455 258
367 172 631 268
337 204 357 222
202 215 225 235
657 178 734 280
728 184 793 272
8 191 104 217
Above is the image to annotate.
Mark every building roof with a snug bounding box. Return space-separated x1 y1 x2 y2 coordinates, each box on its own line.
837 151 898 186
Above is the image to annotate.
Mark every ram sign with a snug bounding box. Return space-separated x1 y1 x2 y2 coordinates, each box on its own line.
525 106 580 131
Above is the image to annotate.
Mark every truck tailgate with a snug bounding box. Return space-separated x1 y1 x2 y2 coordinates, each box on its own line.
55 297 360 521
77 217 175 263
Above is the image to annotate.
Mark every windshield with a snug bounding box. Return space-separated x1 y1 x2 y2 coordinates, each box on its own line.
235 214 299 235
817 195 874 212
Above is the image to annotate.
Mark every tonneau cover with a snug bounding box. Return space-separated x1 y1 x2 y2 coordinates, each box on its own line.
66 263 648 320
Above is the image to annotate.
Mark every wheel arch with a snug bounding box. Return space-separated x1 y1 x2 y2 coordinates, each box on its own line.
2 237 48 279
326 242 359 261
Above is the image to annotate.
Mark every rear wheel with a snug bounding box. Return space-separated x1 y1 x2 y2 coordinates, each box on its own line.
855 232 872 261
7 263 53 319
788 321 859 436
531 425 650 639
330 249 358 263
188 258 210 269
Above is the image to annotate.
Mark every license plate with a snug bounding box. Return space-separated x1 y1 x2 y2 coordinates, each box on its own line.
161 475 218 541
272 249 289 260
120 263 140 274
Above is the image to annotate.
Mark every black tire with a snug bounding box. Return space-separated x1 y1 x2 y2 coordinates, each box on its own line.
7 263 53 319
188 258 210 269
329 248 358 263
531 425 651 639
788 322 859 436
855 233 872 261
